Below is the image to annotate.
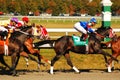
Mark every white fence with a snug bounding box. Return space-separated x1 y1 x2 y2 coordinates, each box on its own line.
47 28 120 38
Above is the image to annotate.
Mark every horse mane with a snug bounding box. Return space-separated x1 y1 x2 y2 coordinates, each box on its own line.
95 26 111 33
20 26 32 31
10 26 32 39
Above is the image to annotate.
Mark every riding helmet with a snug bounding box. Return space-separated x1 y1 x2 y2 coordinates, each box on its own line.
22 16 29 23
11 17 18 23
90 18 97 23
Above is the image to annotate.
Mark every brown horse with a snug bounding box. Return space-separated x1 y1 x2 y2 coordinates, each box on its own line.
0 26 33 76
20 25 51 68
34 27 119 74
21 36 51 68
102 35 120 72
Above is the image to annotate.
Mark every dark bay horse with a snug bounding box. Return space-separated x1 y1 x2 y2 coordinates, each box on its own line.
102 35 120 72
0 26 33 75
34 27 119 74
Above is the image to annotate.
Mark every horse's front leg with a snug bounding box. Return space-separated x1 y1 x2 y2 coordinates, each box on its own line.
64 53 79 73
97 49 119 72
11 53 20 76
98 50 119 62
103 55 108 66
107 52 119 72
0 56 11 70
103 55 112 72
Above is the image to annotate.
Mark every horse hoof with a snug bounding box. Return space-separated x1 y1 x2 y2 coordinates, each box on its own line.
48 71 54 75
75 72 80 74
12 73 19 76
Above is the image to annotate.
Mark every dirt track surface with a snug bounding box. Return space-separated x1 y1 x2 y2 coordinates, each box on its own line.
0 70 120 80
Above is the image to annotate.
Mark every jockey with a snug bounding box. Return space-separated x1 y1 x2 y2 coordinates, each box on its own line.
17 21 24 28
74 18 97 40
9 17 19 29
22 16 29 27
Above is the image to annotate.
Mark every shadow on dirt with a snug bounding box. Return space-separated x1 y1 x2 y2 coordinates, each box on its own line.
1 66 120 76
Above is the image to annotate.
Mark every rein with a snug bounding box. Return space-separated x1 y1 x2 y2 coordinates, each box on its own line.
95 32 105 38
18 29 35 38
18 30 29 35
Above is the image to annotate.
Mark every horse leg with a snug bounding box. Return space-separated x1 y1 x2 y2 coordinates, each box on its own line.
107 52 119 72
103 55 108 66
10 53 20 76
40 55 51 64
50 54 62 74
20 51 29 67
0 56 11 70
24 57 29 67
97 50 119 72
64 53 79 73
32 53 41 70
98 50 119 62
35 49 51 65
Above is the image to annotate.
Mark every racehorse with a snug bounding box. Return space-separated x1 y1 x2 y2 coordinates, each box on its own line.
20 25 51 69
34 27 119 74
101 35 120 72
0 26 33 75
21 36 51 68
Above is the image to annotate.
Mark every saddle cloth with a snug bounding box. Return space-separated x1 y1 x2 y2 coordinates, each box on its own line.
72 35 89 53
72 35 88 46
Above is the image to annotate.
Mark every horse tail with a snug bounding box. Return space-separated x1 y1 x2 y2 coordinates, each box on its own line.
33 40 56 48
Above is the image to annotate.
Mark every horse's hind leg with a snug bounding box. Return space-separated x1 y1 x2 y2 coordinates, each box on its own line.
0 56 11 70
50 54 62 74
64 53 79 73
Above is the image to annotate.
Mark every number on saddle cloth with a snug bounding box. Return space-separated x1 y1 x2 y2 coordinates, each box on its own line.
72 35 88 46
103 37 111 42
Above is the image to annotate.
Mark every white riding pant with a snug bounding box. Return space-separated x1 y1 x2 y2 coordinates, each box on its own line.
74 22 87 34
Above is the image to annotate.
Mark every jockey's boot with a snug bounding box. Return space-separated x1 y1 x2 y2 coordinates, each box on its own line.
83 34 88 41
80 34 84 40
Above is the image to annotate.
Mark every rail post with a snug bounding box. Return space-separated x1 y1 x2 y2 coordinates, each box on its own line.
101 0 112 28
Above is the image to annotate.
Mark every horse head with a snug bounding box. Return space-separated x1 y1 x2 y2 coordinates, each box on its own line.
95 27 115 40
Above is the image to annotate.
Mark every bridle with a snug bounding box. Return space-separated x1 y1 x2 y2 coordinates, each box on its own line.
95 32 104 38
95 28 114 39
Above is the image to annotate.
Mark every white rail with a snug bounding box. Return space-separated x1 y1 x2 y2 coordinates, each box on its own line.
47 28 120 35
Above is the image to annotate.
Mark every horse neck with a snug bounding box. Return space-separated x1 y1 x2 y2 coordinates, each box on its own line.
94 33 104 41
16 34 28 44
10 28 32 43
95 28 109 41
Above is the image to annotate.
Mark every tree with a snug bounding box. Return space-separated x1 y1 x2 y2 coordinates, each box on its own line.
0 0 119 16
87 0 101 16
